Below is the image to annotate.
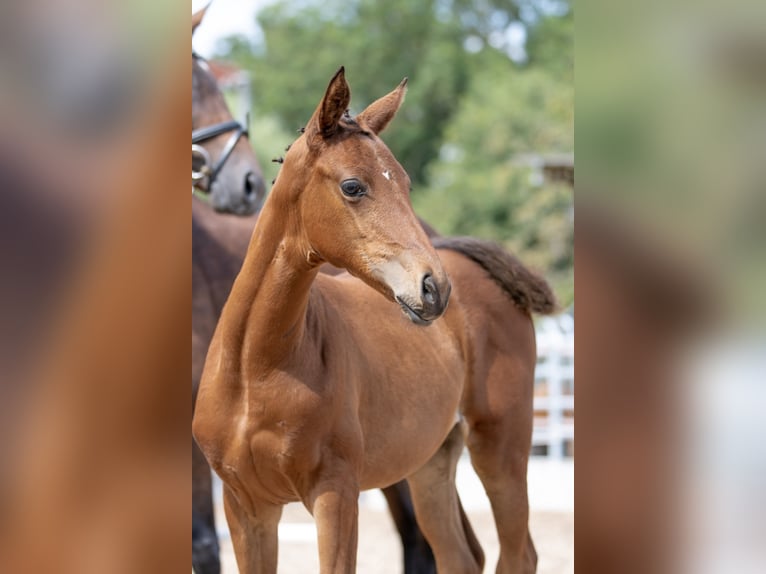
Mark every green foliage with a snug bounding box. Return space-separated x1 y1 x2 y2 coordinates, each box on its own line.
413 167 573 305
221 0 473 185
412 17 573 305
247 114 295 188
525 8 573 79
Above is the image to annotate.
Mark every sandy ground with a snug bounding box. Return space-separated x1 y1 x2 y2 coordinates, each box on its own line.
213 457 573 574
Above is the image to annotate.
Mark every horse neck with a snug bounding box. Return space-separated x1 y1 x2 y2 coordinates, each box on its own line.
192 198 257 315
219 185 319 373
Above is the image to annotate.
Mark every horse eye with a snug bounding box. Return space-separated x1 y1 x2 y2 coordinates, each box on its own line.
340 179 366 198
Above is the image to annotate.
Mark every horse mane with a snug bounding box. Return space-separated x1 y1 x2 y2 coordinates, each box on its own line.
332 116 370 138
192 53 222 109
433 236 558 315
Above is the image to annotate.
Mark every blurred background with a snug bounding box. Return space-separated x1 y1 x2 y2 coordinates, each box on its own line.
192 0 574 572
575 1 766 573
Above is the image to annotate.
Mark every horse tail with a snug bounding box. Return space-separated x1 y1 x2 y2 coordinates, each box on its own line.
433 236 559 315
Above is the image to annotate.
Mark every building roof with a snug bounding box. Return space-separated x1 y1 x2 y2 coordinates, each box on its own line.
207 59 249 89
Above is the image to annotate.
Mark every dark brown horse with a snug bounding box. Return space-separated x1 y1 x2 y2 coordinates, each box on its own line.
194 68 555 573
193 7 265 214
192 8 266 572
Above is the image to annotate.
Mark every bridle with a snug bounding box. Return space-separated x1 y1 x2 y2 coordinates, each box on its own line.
192 118 249 190
192 52 250 191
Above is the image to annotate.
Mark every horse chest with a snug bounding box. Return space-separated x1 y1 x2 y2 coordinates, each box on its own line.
210 404 323 505
226 376 329 483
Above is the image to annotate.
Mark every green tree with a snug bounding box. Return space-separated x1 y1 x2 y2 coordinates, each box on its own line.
525 7 573 79
220 0 471 185
218 0 568 185
413 13 574 304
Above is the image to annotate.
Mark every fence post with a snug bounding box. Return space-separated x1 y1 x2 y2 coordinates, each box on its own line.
534 316 574 460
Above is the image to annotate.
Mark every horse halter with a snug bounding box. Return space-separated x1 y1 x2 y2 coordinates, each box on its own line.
192 118 249 190
192 52 250 191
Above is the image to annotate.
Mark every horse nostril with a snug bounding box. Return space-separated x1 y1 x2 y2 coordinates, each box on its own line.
244 171 258 198
422 273 437 306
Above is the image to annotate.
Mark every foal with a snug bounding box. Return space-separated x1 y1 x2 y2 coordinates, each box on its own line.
194 68 555 573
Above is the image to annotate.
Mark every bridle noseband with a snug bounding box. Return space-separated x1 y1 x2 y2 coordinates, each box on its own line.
192 52 250 192
192 118 249 189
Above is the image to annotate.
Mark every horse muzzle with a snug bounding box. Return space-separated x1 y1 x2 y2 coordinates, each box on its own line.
396 272 451 326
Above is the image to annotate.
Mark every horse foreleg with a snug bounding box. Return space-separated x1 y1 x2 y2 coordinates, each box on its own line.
222 485 281 574
381 481 436 574
407 421 484 574
308 467 360 574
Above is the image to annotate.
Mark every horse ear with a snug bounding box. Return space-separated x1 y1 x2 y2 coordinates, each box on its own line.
307 67 351 142
356 77 408 135
192 3 210 35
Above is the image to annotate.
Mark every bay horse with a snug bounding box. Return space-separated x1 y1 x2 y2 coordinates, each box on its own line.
192 8 435 573
193 197 438 574
193 6 265 214
193 68 556 573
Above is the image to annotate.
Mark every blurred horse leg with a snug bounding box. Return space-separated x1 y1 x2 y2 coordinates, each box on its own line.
192 438 220 574
381 481 436 574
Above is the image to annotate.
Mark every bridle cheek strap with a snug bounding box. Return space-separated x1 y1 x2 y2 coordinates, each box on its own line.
192 117 249 190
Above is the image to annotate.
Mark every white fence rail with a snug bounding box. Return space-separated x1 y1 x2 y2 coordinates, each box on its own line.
533 314 574 459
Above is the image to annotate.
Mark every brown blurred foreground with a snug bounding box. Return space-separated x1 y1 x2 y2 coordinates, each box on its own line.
0 5 189 573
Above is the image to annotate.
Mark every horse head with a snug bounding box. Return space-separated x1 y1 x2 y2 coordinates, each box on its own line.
278 68 451 324
192 5 265 215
